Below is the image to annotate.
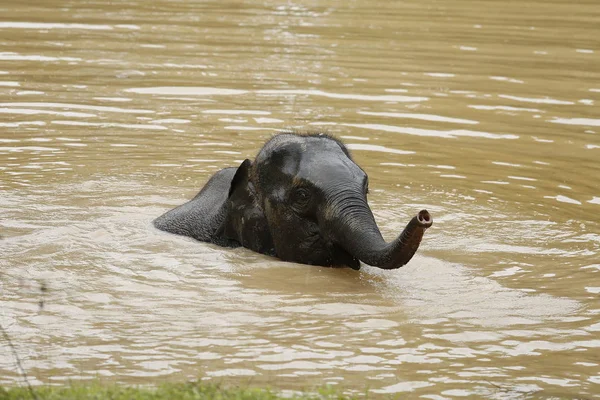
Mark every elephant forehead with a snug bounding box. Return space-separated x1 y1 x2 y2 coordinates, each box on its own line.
297 151 365 184
255 135 362 186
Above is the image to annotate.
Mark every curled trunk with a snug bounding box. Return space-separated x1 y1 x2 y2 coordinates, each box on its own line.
327 202 432 270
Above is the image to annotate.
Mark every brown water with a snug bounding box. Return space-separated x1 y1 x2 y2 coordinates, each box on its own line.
1 0 599 397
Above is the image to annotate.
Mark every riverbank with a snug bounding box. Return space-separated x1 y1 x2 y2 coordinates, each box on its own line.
0 382 356 400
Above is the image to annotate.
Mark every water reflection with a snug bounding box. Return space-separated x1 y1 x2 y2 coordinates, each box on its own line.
343 123 519 139
0 102 154 114
125 87 247 96
551 117 600 127
498 94 574 105
358 111 479 125
257 89 428 103
0 22 139 30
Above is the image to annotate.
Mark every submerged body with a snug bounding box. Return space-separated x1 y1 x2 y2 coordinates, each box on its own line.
154 133 432 270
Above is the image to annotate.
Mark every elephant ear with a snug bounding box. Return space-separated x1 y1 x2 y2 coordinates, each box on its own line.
219 159 274 255
228 158 253 197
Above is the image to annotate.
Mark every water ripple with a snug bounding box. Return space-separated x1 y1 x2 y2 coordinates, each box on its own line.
0 102 154 114
358 111 479 125
343 123 519 140
0 22 139 30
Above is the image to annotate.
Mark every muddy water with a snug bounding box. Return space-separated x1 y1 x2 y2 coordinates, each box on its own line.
1 0 599 397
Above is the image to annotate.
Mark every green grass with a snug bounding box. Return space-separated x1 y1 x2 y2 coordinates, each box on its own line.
0 382 357 400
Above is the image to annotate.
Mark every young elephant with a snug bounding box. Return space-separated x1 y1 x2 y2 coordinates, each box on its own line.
154 132 433 270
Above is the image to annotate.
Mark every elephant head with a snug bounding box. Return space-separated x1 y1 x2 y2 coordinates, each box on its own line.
221 133 432 270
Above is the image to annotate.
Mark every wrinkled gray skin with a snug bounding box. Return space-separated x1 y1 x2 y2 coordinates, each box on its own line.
154 133 433 270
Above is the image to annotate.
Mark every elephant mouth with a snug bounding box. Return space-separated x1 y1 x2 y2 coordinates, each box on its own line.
330 244 361 270
304 228 361 270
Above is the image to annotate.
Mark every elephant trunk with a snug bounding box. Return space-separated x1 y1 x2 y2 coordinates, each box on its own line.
324 195 432 269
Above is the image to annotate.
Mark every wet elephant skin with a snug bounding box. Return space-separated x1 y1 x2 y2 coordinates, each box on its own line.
154 132 432 270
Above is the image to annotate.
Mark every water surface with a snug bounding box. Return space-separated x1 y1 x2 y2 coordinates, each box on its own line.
1 0 599 397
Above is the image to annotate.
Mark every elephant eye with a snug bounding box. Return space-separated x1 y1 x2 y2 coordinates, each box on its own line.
292 187 311 209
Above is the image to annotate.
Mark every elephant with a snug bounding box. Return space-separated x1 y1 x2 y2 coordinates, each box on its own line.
154 132 432 270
